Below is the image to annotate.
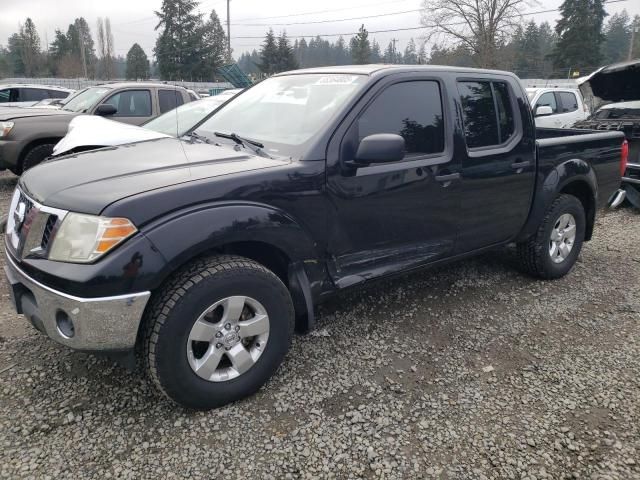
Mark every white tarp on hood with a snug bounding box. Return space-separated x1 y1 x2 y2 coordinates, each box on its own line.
53 116 170 157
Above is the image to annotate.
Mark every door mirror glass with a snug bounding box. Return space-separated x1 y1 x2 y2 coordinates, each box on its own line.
355 134 405 164
535 105 553 117
96 104 117 116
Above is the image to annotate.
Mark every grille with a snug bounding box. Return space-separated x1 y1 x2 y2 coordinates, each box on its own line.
41 215 57 250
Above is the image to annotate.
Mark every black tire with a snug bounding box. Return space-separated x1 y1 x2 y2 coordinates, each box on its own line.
517 194 586 279
143 255 294 410
21 143 55 173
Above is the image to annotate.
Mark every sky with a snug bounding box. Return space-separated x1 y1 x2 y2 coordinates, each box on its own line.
1 0 639 60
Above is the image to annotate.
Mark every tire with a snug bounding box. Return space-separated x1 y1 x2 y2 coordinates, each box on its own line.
517 194 586 280
143 255 294 410
21 143 55 173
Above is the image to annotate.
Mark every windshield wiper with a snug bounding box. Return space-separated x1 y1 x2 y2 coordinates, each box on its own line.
214 131 273 158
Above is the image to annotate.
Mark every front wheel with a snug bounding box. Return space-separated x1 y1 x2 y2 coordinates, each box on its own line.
143 255 294 410
516 194 586 279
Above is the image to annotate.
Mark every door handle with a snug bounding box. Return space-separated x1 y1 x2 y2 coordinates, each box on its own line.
434 172 461 186
511 161 531 170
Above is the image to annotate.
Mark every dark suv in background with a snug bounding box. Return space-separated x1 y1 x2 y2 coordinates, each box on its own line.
0 82 193 174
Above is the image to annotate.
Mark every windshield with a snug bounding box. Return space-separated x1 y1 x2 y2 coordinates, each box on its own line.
594 105 640 120
145 96 231 136
195 74 367 156
62 87 110 113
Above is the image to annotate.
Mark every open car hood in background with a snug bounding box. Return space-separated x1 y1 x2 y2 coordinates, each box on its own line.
53 116 170 156
578 59 640 112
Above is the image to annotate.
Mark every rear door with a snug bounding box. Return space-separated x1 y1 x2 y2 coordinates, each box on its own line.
554 91 585 127
455 77 536 253
101 89 153 125
158 89 185 114
326 75 460 286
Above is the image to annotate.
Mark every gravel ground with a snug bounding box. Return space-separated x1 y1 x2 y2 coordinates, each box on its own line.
0 169 639 479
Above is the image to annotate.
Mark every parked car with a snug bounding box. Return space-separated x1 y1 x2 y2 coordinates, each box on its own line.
0 84 74 107
4 65 625 410
0 82 193 174
52 89 243 156
574 59 640 208
527 87 590 128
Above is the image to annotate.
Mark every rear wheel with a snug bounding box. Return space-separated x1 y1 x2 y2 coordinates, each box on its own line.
143 255 294 410
20 143 56 173
516 194 585 279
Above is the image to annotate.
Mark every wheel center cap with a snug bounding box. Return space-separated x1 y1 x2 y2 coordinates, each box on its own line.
223 331 240 348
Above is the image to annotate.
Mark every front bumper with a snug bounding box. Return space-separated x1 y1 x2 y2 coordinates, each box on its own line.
4 252 151 351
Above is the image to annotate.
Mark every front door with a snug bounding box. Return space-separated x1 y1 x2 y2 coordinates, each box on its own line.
326 77 460 288
100 89 153 125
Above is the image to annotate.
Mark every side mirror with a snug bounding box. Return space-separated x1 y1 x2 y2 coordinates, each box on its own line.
535 105 553 117
95 104 117 116
354 134 405 165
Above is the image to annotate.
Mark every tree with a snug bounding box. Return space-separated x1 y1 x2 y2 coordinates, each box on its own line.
513 21 542 78
258 29 279 74
404 38 418 64
370 39 382 63
632 15 640 59
276 32 298 72
383 41 395 63
96 17 115 79
603 10 631 64
21 18 41 76
199 9 227 79
126 43 150 80
7 33 25 75
420 0 528 68
350 24 371 64
417 41 427 64
69 17 97 77
154 0 203 80
552 0 606 74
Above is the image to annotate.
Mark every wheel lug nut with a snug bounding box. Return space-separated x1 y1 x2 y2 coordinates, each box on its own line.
215 332 223 338
225 323 231 330
216 343 222 349
235 326 240 332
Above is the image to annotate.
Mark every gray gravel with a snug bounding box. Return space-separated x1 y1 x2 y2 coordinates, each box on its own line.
1 169 639 479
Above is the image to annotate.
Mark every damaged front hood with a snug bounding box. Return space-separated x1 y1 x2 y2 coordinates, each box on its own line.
53 116 170 156
578 59 640 112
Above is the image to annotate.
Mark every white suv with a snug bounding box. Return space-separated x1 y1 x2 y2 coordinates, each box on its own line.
527 88 589 129
0 84 74 107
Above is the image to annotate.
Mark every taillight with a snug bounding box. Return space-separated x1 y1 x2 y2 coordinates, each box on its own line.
620 139 628 176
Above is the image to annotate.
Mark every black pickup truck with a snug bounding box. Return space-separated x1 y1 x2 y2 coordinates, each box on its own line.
3 65 625 410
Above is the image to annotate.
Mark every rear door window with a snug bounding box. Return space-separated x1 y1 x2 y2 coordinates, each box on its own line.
356 80 445 157
158 89 185 114
104 90 152 117
535 92 558 114
20 88 49 102
46 89 69 99
0 89 10 103
458 80 517 148
557 92 578 113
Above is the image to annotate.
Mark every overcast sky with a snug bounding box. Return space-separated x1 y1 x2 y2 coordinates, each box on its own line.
1 0 639 60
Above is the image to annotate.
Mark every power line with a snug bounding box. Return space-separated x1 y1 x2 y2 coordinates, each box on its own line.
232 9 421 27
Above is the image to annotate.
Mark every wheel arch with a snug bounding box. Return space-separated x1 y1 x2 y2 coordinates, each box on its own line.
17 137 61 172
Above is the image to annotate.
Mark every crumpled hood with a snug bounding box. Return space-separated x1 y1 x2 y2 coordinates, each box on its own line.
0 106 73 121
53 116 170 156
19 137 288 214
578 59 640 112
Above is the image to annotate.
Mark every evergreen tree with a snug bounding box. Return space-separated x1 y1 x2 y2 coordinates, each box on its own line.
383 41 395 63
514 21 541 77
417 41 427 64
404 38 418 64
603 10 631 64
350 25 371 64
370 39 382 63
632 15 640 59
154 0 203 80
7 33 24 75
126 43 150 79
199 9 227 79
21 18 41 76
276 32 298 72
258 29 279 74
552 0 607 73
296 38 308 67
0 47 11 77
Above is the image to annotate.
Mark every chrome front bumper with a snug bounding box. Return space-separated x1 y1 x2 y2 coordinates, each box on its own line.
4 253 151 351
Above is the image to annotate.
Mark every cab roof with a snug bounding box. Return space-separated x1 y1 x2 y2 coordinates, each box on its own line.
275 64 519 79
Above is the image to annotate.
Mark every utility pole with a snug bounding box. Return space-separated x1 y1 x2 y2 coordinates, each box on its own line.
226 0 232 62
629 25 638 61
391 38 398 64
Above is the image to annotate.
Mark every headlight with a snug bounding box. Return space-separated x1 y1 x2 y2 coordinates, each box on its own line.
49 213 137 263
0 121 14 137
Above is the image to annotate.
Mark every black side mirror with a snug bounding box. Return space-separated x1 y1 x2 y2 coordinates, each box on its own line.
354 134 405 165
96 104 117 116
